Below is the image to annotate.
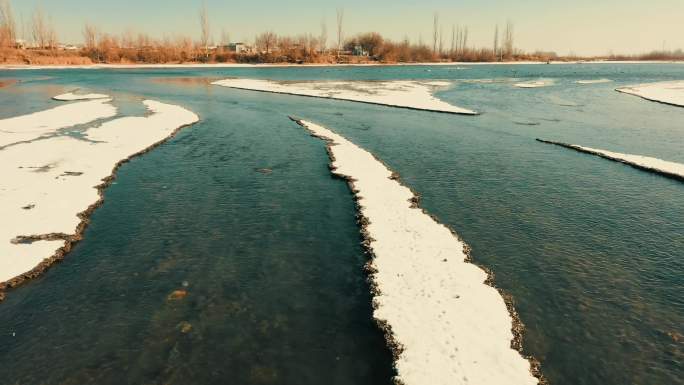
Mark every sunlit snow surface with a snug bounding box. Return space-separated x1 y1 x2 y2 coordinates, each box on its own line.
0 100 199 283
513 80 554 88
0 100 116 147
53 92 111 101
538 140 684 181
576 79 612 84
213 78 477 115
295 119 538 385
616 81 684 107
575 145 684 179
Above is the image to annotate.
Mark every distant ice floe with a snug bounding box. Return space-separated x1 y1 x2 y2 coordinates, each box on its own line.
576 79 612 84
513 80 553 88
616 81 684 107
0 100 116 147
294 118 540 385
537 139 684 181
459 78 517 84
212 78 477 115
53 92 111 101
0 100 199 285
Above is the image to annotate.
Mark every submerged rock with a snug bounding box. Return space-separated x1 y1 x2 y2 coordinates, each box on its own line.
167 289 188 301
177 321 193 334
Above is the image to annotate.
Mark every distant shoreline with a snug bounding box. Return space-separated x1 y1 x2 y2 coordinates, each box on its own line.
2 60 684 70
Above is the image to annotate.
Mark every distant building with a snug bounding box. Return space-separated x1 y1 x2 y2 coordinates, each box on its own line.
352 45 368 56
222 42 253 54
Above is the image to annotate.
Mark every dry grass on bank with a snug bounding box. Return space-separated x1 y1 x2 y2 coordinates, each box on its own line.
0 48 92 65
1 46 684 67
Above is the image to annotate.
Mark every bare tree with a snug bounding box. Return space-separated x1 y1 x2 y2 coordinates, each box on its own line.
121 29 134 49
255 31 277 54
19 11 27 46
83 23 97 50
0 0 16 47
503 20 514 58
493 24 499 60
319 20 327 53
450 24 455 56
46 14 57 49
220 29 230 47
452 24 461 56
199 2 210 55
278 35 293 54
304 33 316 58
432 13 438 55
438 26 443 56
336 8 344 57
31 7 47 48
461 26 468 53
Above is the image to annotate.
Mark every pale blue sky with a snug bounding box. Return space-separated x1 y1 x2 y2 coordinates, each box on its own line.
9 0 684 55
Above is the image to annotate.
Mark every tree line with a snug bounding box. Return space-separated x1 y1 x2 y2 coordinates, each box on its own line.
0 1 526 64
1 1 682 65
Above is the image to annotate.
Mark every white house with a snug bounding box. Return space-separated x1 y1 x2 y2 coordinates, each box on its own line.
14 39 27 49
222 42 253 54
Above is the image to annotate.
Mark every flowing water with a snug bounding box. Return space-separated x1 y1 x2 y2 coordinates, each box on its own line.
0 64 682 385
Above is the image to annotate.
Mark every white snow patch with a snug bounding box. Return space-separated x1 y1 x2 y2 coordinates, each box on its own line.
616 81 684 107
0 100 199 283
213 78 477 115
513 80 553 88
296 119 538 385
576 145 684 179
0 100 117 147
53 92 111 101
576 79 612 84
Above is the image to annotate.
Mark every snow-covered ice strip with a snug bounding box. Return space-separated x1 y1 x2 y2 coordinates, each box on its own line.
53 92 110 101
514 80 553 88
293 118 540 385
537 139 684 181
212 78 478 115
616 81 684 107
0 100 199 286
576 79 612 84
0 100 117 147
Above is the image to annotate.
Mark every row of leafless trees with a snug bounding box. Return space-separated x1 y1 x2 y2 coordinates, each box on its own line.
0 0 15 47
0 0 527 64
81 26 204 63
431 13 515 61
0 0 58 49
0 0 520 63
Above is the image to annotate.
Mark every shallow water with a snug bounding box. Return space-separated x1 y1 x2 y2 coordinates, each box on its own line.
0 64 683 385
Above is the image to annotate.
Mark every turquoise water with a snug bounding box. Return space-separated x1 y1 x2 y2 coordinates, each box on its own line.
0 64 682 385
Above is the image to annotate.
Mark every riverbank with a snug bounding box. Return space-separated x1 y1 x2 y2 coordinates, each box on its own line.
2 60 684 70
